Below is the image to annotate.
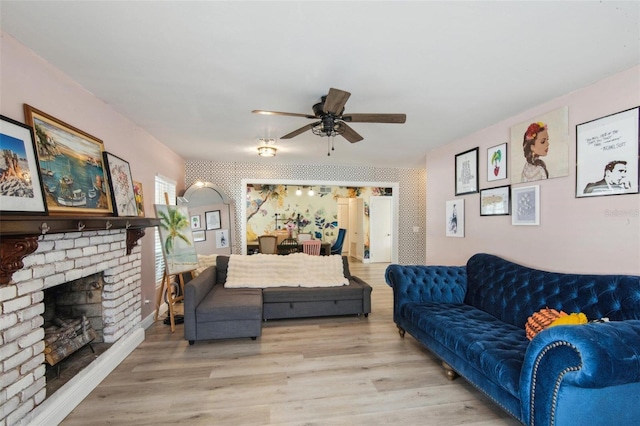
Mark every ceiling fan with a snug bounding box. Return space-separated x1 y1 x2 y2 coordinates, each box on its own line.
252 88 406 144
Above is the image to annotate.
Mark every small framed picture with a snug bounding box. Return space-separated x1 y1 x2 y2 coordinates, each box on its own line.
480 185 510 216
455 147 479 195
132 181 145 217
575 106 639 198
216 229 229 248
191 214 201 229
0 115 48 215
103 152 137 216
445 199 464 237
192 230 206 242
512 185 540 226
206 210 221 230
487 143 507 181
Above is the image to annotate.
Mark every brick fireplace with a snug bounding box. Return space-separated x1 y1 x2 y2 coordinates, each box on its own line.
0 226 148 425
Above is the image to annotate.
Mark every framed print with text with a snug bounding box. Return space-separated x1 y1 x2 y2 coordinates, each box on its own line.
206 210 221 230
455 148 478 195
575 106 639 198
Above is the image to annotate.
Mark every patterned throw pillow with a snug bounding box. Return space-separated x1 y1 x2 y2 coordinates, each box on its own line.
525 308 567 340
193 254 217 276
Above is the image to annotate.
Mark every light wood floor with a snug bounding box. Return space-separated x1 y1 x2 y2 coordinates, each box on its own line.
62 260 519 426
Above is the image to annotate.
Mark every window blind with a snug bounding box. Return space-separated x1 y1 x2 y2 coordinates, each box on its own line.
154 175 176 285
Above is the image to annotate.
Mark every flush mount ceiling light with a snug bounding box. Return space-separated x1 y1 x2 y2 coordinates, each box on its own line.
257 138 277 157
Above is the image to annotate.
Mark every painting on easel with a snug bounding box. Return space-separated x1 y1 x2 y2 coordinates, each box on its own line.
154 204 198 275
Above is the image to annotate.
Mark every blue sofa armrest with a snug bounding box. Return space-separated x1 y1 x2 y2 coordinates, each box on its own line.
385 265 467 323
183 266 217 341
520 320 640 426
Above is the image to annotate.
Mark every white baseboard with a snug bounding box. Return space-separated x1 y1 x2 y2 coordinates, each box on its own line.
140 304 167 330
25 327 145 426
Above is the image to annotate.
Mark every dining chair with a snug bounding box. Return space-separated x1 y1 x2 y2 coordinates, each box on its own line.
330 228 347 255
278 238 299 255
302 240 322 256
297 233 312 242
258 235 278 254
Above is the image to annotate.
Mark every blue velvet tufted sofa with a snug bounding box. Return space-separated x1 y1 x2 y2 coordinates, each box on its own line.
385 253 640 426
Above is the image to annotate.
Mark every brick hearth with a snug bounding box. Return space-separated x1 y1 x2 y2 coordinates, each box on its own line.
0 228 143 425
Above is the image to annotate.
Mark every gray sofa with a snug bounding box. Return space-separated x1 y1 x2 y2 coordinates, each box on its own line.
184 255 372 344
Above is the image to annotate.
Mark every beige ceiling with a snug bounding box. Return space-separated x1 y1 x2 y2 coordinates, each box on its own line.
1 1 639 168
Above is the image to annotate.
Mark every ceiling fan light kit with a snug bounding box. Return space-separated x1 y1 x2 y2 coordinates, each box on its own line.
257 138 277 157
252 88 406 156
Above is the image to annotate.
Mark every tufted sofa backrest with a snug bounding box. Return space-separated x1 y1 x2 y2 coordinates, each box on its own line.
465 253 640 328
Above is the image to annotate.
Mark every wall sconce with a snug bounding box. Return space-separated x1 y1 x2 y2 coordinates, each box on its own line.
308 188 314 196
296 187 302 196
257 138 277 157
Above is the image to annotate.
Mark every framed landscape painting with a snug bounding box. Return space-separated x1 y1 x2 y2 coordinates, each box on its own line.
0 115 48 215
23 104 113 215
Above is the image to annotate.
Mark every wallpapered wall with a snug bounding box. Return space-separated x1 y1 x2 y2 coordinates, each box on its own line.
246 184 392 258
185 161 426 264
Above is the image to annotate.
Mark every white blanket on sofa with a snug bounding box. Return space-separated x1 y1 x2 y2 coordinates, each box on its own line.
225 253 349 288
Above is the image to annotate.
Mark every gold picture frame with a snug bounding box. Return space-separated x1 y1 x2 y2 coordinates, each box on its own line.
23 104 113 215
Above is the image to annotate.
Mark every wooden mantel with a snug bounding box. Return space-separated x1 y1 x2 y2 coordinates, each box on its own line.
0 216 160 285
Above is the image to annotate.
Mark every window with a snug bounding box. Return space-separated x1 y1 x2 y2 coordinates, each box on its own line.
154 174 176 285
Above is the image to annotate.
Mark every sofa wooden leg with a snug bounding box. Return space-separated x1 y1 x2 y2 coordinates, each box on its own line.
398 326 406 338
188 340 194 345
251 337 257 340
442 362 458 380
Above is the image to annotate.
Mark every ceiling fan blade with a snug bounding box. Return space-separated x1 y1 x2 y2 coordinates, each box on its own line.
338 122 364 143
322 88 351 115
281 122 321 139
252 110 317 119
341 113 406 123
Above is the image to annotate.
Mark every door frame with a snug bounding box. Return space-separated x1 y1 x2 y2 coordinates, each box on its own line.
241 179 399 263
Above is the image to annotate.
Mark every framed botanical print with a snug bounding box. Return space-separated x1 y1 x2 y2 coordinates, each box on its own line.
23 104 113 215
103 152 137 216
455 148 478 195
0 115 48 215
575 106 639 198
487 143 507 181
512 185 540 226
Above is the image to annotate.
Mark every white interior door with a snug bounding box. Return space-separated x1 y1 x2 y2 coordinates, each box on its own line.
369 196 393 263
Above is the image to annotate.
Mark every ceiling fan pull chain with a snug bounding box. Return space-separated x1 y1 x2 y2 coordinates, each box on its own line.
327 138 331 156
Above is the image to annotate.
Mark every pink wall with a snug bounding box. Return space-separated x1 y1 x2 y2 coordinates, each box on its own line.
426 65 640 275
1 32 186 318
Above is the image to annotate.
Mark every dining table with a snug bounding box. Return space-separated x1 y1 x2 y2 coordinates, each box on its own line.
246 240 331 256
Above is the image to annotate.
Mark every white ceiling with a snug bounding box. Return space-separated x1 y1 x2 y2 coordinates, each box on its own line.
2 1 639 169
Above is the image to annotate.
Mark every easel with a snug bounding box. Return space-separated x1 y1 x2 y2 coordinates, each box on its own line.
153 192 195 332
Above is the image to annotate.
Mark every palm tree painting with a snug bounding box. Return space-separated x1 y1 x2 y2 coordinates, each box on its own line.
154 204 199 274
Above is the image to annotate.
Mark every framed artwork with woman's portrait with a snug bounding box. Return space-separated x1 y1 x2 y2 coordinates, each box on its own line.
575 106 639 198
510 106 569 184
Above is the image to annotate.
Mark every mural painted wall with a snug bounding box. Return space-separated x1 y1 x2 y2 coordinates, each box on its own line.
245 184 392 257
